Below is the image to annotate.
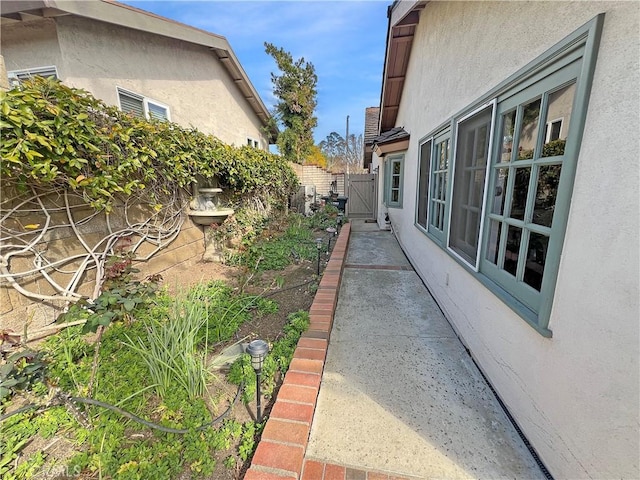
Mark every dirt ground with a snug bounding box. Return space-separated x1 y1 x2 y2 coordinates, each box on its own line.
160 257 318 344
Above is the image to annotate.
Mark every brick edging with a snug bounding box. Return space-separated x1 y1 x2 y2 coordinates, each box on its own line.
245 223 351 480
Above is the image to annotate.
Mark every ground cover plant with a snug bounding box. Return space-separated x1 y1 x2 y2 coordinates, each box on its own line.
0 205 342 479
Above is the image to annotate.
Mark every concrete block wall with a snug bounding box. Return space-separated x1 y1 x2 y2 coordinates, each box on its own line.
289 164 345 197
0 190 205 335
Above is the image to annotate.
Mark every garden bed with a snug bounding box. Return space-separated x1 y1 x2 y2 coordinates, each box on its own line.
0 209 342 480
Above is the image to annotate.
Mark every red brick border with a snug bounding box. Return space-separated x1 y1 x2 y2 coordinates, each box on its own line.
245 223 351 479
244 224 415 480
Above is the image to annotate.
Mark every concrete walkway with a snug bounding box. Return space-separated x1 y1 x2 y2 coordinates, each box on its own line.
246 220 545 480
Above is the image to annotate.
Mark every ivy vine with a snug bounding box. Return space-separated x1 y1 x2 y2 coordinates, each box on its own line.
0 77 298 211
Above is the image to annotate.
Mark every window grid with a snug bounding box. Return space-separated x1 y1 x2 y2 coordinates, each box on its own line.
413 15 603 333
429 138 449 232
386 155 404 208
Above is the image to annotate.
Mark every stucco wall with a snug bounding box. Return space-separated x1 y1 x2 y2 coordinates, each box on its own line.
0 18 63 75
374 2 639 478
0 16 268 148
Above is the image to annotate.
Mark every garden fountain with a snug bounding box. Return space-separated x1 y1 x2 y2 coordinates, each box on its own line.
188 180 234 262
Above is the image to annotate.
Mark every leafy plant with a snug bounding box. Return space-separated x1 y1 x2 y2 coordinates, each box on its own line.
125 285 211 400
230 212 335 271
0 77 299 212
0 349 47 399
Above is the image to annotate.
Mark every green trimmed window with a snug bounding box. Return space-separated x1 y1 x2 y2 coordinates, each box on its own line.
385 155 404 208
417 129 450 243
413 15 603 334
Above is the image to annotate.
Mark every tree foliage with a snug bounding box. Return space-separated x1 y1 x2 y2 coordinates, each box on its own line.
304 144 327 168
264 42 318 164
0 77 299 211
318 131 364 172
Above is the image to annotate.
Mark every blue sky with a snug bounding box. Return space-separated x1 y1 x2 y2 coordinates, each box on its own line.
122 1 390 144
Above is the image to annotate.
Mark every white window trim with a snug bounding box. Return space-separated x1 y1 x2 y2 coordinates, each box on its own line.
7 65 59 88
116 87 171 121
545 118 564 142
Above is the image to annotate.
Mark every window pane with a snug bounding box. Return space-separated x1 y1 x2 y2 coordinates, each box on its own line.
450 105 493 266
433 201 440 229
393 161 401 175
500 110 516 163
524 233 549 291
439 139 449 169
148 102 168 120
504 226 522 276
542 82 575 157
392 176 400 189
119 93 144 118
516 98 541 160
391 190 399 202
491 168 509 215
509 167 531 221
439 173 447 201
533 164 561 227
438 204 445 230
485 219 502 265
417 141 431 228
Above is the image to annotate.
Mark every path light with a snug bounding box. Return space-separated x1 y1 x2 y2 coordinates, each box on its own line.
316 237 323 275
326 227 337 254
246 339 269 422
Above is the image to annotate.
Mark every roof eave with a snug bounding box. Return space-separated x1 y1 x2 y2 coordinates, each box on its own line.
379 1 426 133
0 0 276 139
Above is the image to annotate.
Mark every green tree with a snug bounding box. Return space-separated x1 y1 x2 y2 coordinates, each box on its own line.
319 131 364 172
264 42 318 164
305 144 327 168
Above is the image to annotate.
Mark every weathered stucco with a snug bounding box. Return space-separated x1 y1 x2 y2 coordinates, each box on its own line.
0 15 268 148
374 2 639 478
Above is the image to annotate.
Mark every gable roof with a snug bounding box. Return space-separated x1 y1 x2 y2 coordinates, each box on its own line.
0 0 277 140
379 1 426 133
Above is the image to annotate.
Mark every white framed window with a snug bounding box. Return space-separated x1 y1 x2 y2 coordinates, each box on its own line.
247 138 259 148
545 118 563 142
117 87 170 121
7 66 58 88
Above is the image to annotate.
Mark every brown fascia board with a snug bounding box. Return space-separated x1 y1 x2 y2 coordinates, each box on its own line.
373 137 410 157
378 1 426 133
1 0 276 141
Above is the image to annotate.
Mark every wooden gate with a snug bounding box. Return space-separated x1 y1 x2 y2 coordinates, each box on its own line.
346 173 377 219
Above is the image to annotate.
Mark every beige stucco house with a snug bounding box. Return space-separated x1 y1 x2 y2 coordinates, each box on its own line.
0 0 275 148
372 1 639 479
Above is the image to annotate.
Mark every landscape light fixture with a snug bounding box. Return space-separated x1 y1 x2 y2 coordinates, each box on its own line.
316 237 323 275
326 227 337 254
246 339 269 422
